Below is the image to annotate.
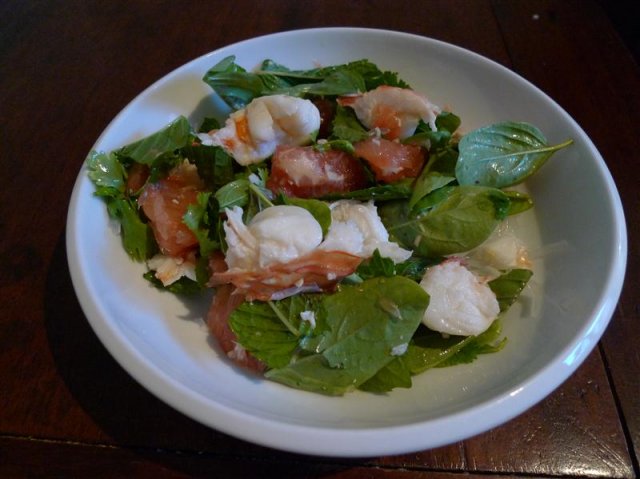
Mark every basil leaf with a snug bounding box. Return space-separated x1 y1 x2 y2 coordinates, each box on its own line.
380 186 510 258
358 356 412 393
320 180 413 202
456 121 573 188
488 268 533 312
409 172 456 210
355 249 396 280
229 295 322 369
504 190 534 216
265 277 429 395
330 104 369 143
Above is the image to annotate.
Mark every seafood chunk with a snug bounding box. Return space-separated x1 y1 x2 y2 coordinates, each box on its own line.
200 95 321 165
224 205 323 270
420 259 499 336
339 85 441 139
319 200 412 264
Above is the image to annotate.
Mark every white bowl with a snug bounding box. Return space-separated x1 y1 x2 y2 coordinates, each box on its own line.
66 28 627 457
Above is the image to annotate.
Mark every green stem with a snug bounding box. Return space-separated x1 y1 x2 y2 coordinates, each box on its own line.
267 300 300 337
249 183 274 208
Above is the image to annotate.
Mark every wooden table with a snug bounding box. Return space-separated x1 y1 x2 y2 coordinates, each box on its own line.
2 0 639 477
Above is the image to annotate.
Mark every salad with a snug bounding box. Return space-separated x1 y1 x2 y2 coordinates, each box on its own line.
87 56 572 395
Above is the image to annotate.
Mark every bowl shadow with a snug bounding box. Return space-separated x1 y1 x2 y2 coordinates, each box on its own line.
44 232 359 474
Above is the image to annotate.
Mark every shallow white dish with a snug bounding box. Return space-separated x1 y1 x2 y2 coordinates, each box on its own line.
66 28 627 457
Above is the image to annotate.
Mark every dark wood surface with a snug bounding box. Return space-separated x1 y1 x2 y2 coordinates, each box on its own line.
1 0 639 477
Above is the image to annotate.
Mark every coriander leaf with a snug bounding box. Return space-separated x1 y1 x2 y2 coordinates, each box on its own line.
183 192 220 257
106 197 156 261
355 249 396 280
86 150 126 194
330 105 369 143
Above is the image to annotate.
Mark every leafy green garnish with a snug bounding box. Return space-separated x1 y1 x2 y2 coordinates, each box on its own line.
202 56 410 110
143 271 202 295
183 192 220 257
380 186 510 258
86 150 155 261
488 268 533 312
320 179 413 202
116 116 194 165
330 105 369 143
264 277 429 395
455 121 573 188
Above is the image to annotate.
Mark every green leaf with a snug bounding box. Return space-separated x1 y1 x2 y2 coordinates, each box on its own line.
202 56 264 110
404 328 475 374
404 112 460 152
182 144 235 190
320 180 413 202
380 186 509 258
86 150 126 194
198 117 220 133
143 271 202 295
87 150 156 261
330 105 369 143
183 192 220 257
229 295 322 369
504 190 534 216
355 249 396 280
456 121 573 188
116 116 194 165
358 356 412 393
265 277 429 395
107 197 156 261
409 172 456 210
436 320 506 367
214 178 250 209
488 268 533 312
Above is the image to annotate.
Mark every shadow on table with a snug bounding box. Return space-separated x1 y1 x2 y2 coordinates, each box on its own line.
43 233 359 475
